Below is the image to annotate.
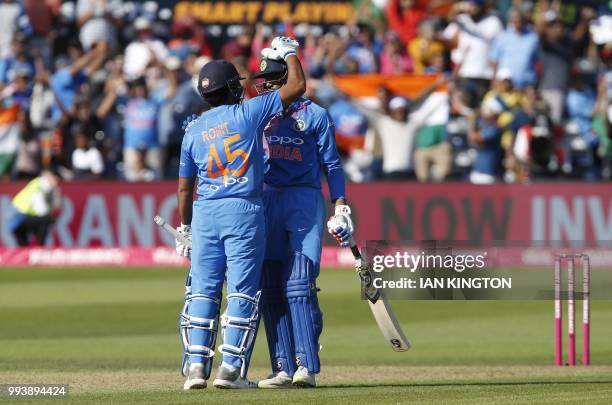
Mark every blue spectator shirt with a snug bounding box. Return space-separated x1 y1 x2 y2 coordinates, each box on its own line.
50 67 87 122
328 98 368 137
123 97 161 149
473 119 503 176
566 86 597 144
490 27 539 88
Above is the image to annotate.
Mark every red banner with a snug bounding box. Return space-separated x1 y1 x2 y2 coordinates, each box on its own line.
0 246 355 267
2 182 612 247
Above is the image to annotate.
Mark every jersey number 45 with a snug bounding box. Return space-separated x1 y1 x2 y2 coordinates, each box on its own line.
208 134 250 179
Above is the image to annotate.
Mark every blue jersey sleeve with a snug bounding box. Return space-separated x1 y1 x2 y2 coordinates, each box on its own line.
316 111 346 200
179 132 197 178
241 91 283 130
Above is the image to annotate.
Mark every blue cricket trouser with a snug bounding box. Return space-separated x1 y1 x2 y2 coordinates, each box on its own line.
188 197 265 368
263 187 324 267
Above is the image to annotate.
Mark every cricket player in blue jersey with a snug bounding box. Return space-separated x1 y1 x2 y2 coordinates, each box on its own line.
251 57 355 388
175 36 306 390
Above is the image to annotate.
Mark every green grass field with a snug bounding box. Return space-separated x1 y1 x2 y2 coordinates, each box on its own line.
1 266 611 404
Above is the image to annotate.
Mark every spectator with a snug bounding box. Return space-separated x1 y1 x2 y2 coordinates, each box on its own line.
345 23 381 74
29 62 54 168
121 77 162 180
0 76 23 179
512 110 559 182
328 96 368 155
8 68 34 178
354 93 418 178
386 0 426 45
566 67 597 145
123 17 169 80
0 33 35 86
0 0 22 58
441 0 503 107
71 128 104 179
125 148 155 182
0 1 607 183
425 51 447 74
412 77 452 182
14 129 41 179
594 105 612 179
50 40 107 123
56 95 102 169
76 0 120 51
168 17 209 62
482 69 525 126
490 8 539 89
221 28 252 61
157 55 208 177
566 65 598 179
409 19 444 74
536 10 572 124
380 33 412 74
23 0 60 68
469 97 504 183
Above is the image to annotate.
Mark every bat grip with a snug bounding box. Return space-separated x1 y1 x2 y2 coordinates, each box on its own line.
349 237 362 260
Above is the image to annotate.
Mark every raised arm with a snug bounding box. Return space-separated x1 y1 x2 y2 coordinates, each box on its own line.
261 37 306 109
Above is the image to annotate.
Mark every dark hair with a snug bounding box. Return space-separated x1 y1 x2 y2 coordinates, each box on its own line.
128 76 147 89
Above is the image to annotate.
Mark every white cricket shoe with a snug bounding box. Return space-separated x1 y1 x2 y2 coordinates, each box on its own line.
212 363 257 389
258 371 293 388
183 363 207 390
292 366 316 388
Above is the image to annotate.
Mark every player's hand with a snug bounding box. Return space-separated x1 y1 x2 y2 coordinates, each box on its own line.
271 36 299 60
176 224 192 258
261 47 282 61
327 205 354 247
181 114 198 132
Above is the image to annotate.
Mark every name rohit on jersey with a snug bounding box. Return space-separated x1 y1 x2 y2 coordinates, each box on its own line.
202 122 230 141
266 135 303 161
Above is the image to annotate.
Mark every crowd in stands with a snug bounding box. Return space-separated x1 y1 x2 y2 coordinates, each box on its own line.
0 0 611 183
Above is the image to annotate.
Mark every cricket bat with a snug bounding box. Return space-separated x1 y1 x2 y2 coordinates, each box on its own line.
154 216 191 247
350 240 411 352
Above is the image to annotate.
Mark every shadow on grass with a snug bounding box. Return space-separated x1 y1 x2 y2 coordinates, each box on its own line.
320 380 612 390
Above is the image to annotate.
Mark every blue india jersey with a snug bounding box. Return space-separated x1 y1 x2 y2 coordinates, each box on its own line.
179 91 283 200
263 97 345 200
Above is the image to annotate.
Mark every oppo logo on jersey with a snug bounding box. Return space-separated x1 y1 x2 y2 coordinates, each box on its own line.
208 176 249 191
266 135 304 145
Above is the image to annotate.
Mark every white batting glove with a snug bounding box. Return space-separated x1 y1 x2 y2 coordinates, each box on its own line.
260 47 282 61
270 36 299 60
175 223 192 258
327 205 354 247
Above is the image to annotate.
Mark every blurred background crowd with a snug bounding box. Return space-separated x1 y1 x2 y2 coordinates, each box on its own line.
0 0 611 184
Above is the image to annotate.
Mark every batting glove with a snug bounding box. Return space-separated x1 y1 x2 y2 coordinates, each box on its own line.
270 36 299 61
260 47 282 61
175 223 192 258
327 205 354 247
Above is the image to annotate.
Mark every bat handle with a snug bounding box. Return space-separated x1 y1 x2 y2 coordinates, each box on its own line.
349 238 362 260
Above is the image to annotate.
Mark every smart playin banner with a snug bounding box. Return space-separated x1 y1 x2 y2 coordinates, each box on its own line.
1 182 612 248
172 0 353 24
